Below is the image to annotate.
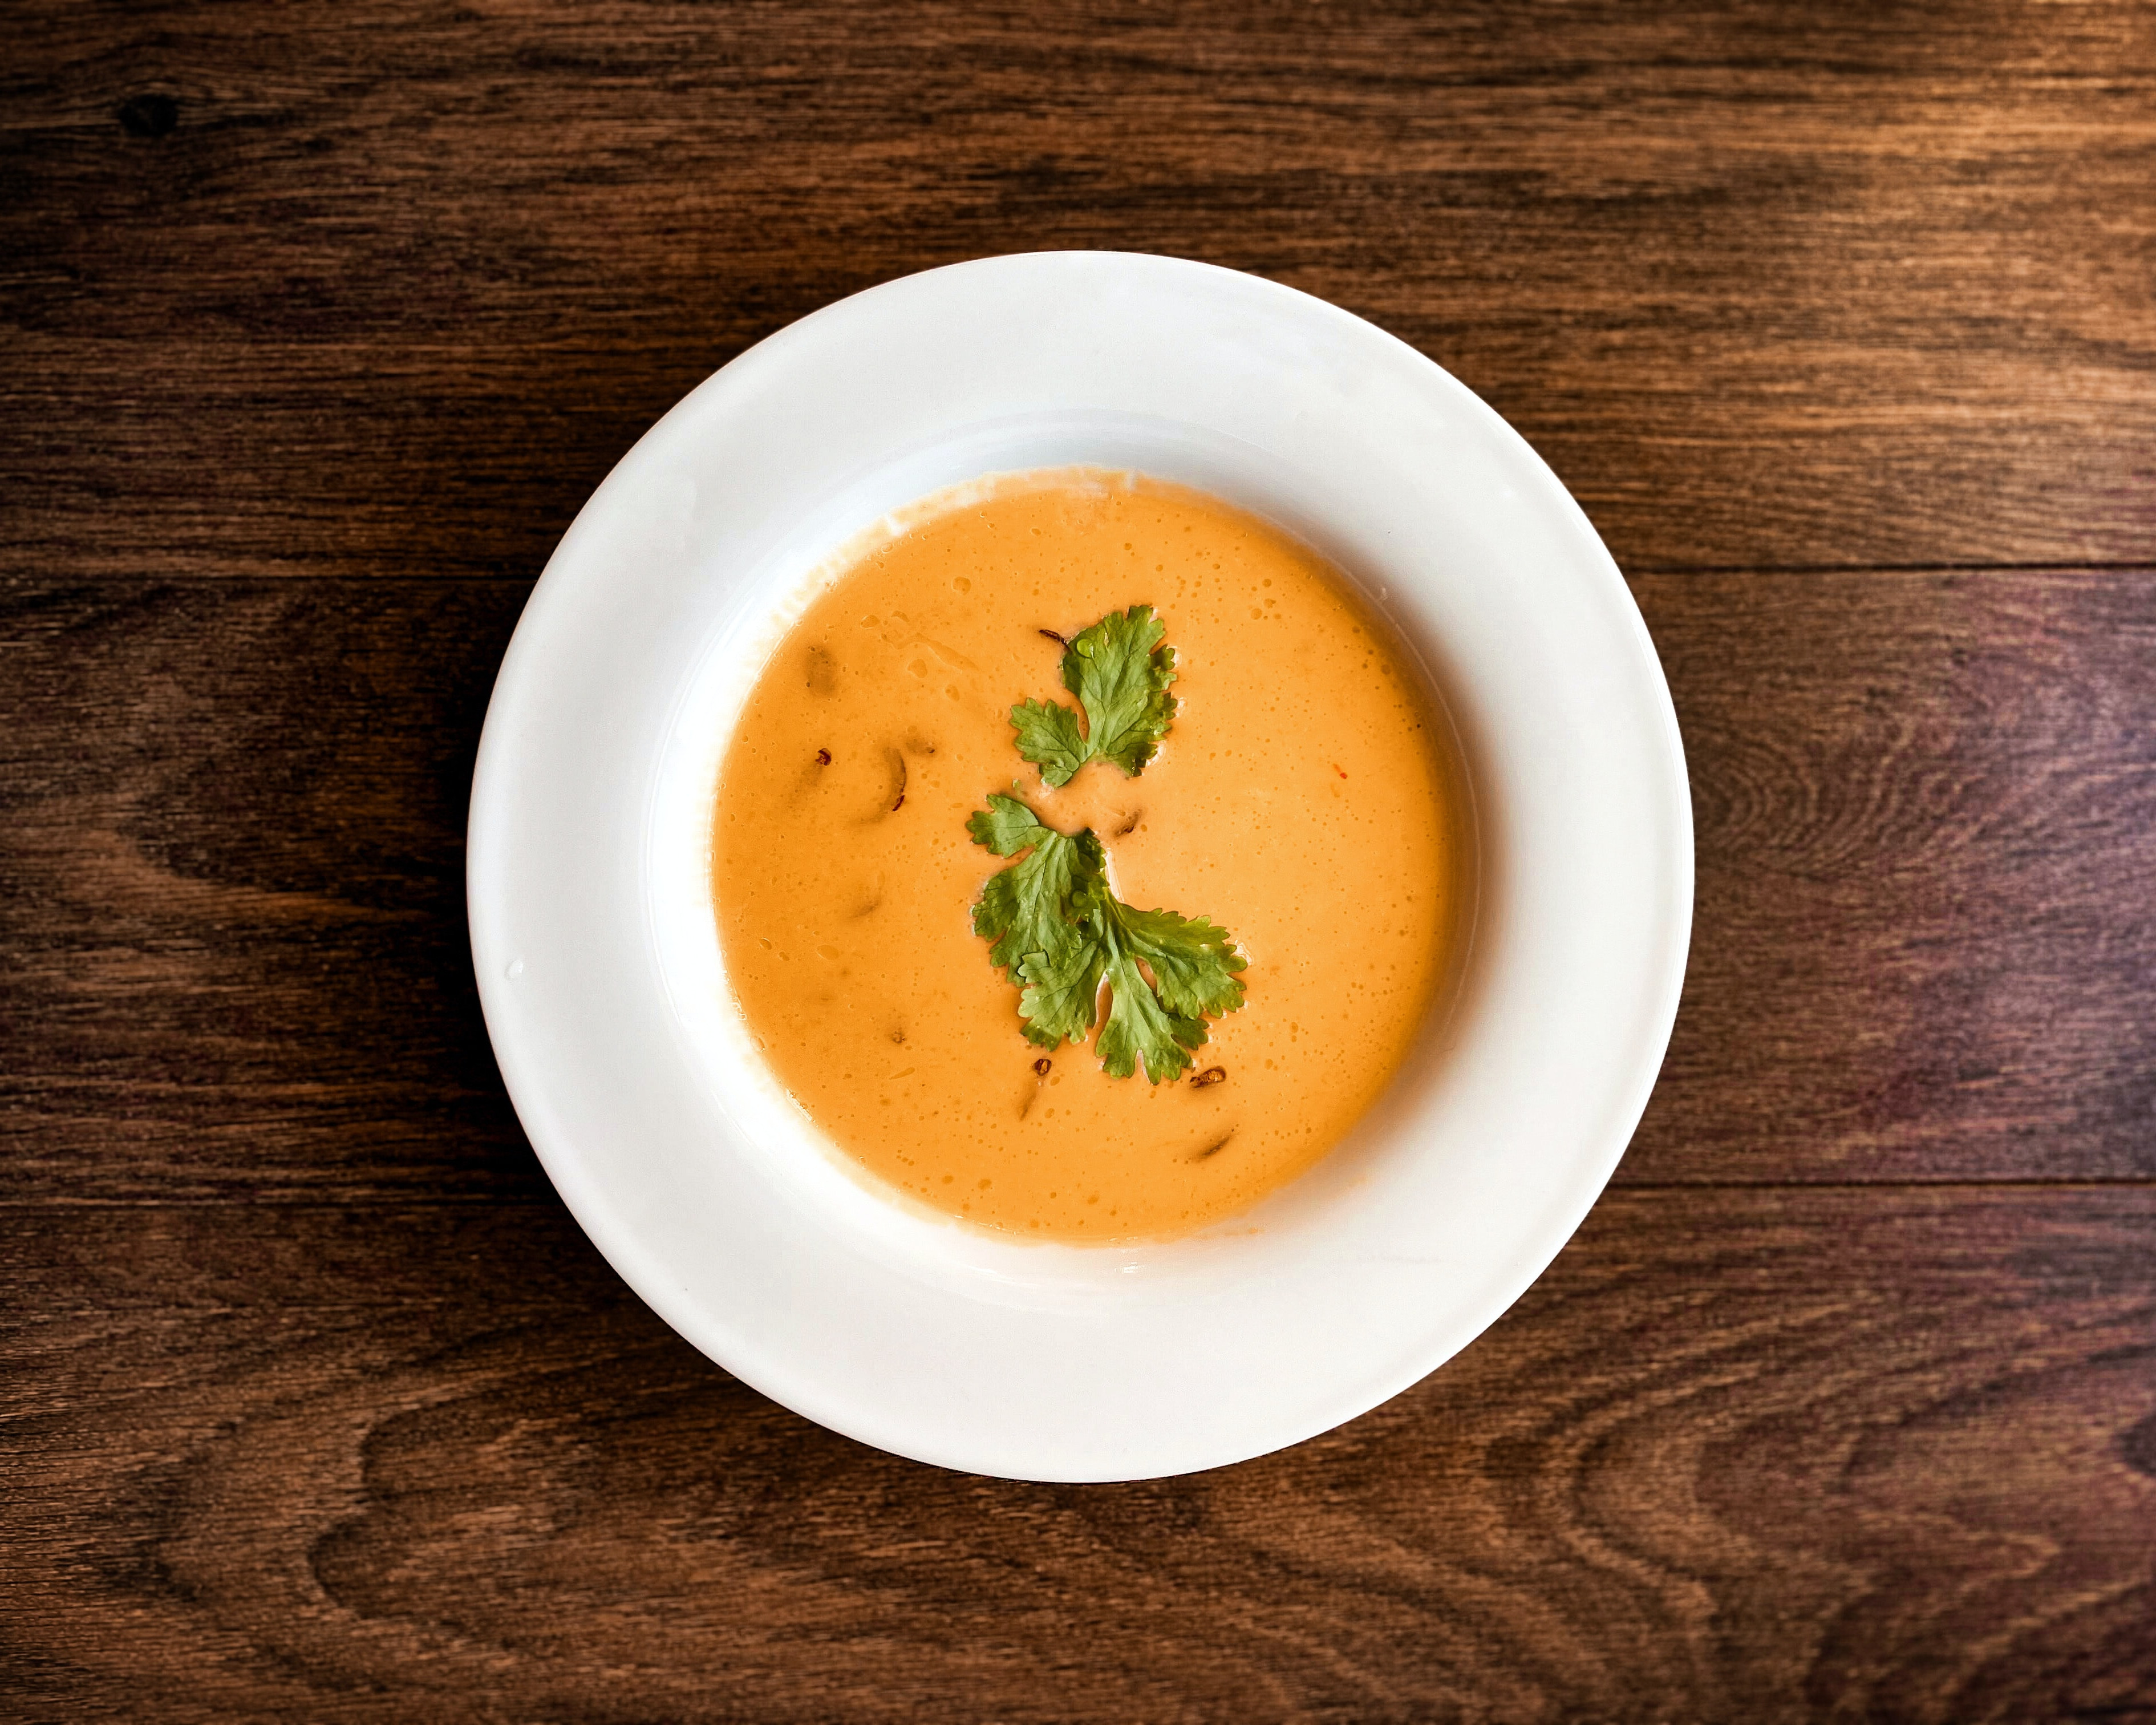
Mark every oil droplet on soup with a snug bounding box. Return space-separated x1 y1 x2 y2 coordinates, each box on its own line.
711 471 1466 1241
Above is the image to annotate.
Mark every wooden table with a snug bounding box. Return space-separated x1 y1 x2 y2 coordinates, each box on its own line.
6 5 2153 1719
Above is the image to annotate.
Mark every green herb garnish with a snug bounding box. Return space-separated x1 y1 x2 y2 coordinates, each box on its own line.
968 793 1246 1082
968 606 1246 1083
969 793 1109 1049
1008 605 1178 787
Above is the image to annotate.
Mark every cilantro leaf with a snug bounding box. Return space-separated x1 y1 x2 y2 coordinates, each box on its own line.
1095 949 1209 1083
1016 925 1108 1050
1091 895 1246 1082
966 792 1054 859
1007 699 1089 787
1010 605 1178 786
967 795 1104 992
968 786 1246 1082
1065 605 1180 776
1103 900 1248 1022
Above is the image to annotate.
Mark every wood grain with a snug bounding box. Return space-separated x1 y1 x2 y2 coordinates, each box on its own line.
0 577 540 1204
3 1 2154 582
6 569 2153 1199
4 1190 2151 1723
1632 568 2156 1183
9 3 2156 1716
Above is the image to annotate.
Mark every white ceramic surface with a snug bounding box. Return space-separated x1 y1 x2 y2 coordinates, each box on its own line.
468 251 1692 1482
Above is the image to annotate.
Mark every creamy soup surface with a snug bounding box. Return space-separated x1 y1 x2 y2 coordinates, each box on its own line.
711 471 1466 1241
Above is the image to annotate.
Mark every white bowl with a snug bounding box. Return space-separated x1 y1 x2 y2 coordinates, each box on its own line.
468 252 1691 1482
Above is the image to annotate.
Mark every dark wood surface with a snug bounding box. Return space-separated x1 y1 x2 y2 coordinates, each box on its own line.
3 3 2152 1720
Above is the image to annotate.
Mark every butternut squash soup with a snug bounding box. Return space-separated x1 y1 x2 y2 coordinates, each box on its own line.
711 471 1465 1241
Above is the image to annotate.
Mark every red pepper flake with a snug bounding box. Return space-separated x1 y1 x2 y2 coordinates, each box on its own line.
815 748 832 766
1333 764 1348 779
1190 1066 1227 1088
1032 1057 1052 1077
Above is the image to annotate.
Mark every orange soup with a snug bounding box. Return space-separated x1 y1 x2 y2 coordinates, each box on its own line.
711 471 1466 1240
